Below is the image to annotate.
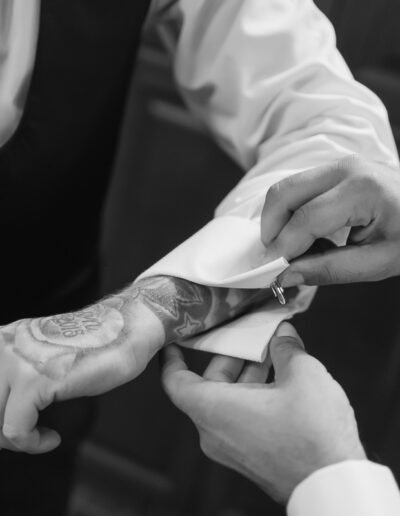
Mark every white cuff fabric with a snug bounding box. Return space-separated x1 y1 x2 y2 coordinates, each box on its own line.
136 215 316 361
287 461 400 516
137 215 289 289
180 285 315 362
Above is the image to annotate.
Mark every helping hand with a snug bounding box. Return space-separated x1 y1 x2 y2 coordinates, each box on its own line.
261 155 400 286
162 323 366 504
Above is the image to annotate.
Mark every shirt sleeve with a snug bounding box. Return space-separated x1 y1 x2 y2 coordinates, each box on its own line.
138 0 398 360
143 0 398 264
287 461 400 516
152 0 398 217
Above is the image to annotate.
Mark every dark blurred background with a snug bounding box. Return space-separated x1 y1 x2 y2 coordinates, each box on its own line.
67 1 400 515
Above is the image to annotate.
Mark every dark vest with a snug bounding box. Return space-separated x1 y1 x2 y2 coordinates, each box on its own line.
0 0 151 321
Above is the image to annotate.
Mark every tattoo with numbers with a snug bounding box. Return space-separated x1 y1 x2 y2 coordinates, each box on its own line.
0 275 269 378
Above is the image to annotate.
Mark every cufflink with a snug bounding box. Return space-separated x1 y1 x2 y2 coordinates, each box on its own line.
271 279 286 305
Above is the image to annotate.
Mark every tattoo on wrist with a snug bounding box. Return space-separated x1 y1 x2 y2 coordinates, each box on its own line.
130 276 267 343
0 275 270 379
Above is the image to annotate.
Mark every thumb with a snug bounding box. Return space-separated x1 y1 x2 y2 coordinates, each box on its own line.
280 244 393 287
3 388 61 454
161 345 206 418
269 323 307 382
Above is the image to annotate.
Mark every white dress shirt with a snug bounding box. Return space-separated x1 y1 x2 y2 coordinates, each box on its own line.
138 0 399 360
288 461 400 516
1 1 400 513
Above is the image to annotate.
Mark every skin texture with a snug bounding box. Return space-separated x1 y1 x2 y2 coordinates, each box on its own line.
0 275 270 454
162 323 366 505
260 154 400 286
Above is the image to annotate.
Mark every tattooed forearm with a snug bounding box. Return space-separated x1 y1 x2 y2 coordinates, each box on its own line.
128 276 271 343
0 275 272 380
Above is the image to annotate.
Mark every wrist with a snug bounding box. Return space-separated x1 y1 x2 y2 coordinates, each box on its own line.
97 293 166 363
129 276 213 346
121 295 167 351
260 441 367 504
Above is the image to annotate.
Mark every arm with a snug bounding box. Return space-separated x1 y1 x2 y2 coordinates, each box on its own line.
120 276 266 344
0 276 266 454
155 0 397 217
125 0 399 369
162 323 400 515
139 0 399 345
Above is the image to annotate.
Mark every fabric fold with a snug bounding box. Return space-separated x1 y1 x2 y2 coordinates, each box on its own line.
181 286 316 362
137 215 317 361
137 215 289 289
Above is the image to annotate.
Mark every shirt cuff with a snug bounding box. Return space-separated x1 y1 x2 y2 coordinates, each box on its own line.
180 285 315 362
287 460 400 516
137 215 289 289
136 215 317 361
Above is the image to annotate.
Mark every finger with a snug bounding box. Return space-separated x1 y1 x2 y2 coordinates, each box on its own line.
266 184 372 262
203 355 244 383
3 389 61 454
0 386 9 427
238 355 272 383
161 345 190 378
274 322 305 345
269 323 310 383
261 164 345 247
280 243 394 287
161 345 205 415
0 387 20 452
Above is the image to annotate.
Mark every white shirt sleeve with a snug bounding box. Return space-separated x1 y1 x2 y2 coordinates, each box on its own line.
150 0 398 216
139 0 399 360
287 461 400 516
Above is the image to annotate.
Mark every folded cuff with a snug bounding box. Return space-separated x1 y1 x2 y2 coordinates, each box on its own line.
136 215 289 289
136 215 317 361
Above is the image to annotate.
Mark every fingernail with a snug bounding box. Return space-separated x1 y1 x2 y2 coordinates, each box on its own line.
280 272 304 288
276 322 297 338
275 324 305 349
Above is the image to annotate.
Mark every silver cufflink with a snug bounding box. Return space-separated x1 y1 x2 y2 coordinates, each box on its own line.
271 279 286 305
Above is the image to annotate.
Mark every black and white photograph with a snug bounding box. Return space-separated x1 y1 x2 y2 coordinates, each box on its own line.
0 0 400 515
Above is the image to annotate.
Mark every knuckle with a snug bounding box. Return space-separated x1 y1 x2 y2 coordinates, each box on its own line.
350 173 380 195
304 200 326 238
314 262 339 285
219 368 237 383
301 259 338 285
265 183 282 206
274 339 305 364
292 205 311 229
2 425 26 447
266 176 295 206
278 336 303 350
368 256 393 282
279 174 297 193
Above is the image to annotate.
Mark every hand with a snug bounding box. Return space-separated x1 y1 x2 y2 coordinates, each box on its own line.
0 295 164 454
0 274 269 455
260 155 400 286
162 323 366 504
